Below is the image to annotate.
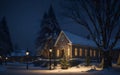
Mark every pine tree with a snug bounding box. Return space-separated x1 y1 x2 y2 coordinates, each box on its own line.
0 17 13 56
36 5 61 55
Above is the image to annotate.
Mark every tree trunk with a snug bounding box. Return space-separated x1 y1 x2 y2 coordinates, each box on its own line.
103 51 112 68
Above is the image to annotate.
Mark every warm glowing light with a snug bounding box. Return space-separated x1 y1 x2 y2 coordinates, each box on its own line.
75 48 78 56
79 48 82 56
26 51 29 55
68 48 70 56
90 49 92 57
57 49 59 57
49 48 52 52
85 49 87 56
94 50 96 57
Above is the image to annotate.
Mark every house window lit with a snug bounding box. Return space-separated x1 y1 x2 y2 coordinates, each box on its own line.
68 48 70 56
85 49 87 56
94 50 96 57
75 48 78 56
90 49 92 57
79 48 82 56
57 50 60 57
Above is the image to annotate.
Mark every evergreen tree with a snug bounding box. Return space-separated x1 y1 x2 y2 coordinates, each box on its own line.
0 17 13 56
36 5 61 54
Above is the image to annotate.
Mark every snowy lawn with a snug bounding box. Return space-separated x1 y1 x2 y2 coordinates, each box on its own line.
0 65 7 71
0 62 120 75
48 65 102 73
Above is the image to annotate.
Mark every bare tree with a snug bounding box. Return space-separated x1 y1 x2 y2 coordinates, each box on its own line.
61 0 120 68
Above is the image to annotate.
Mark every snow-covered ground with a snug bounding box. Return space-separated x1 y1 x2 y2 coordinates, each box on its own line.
0 62 120 75
0 65 7 72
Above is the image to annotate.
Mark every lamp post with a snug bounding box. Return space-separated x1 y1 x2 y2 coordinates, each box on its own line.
49 48 52 70
5 57 8 65
26 50 29 70
0 56 2 65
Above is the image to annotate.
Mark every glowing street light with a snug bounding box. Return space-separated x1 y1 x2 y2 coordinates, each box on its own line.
5 57 8 65
26 49 29 70
0 56 2 65
26 50 29 56
5 57 8 60
49 48 52 70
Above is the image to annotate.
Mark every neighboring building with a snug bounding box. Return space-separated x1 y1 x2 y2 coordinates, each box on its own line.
11 50 26 56
9 50 26 62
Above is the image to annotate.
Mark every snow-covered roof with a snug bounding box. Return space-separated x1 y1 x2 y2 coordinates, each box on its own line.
63 31 97 47
11 50 26 56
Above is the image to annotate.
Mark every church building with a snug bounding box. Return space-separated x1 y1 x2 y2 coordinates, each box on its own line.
37 30 101 61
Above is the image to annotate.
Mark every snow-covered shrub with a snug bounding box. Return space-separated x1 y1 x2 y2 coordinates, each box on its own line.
60 56 69 69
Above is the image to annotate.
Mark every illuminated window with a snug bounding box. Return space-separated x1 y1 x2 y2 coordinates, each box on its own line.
85 49 87 56
75 48 78 56
90 49 92 57
94 50 96 57
79 48 82 56
57 50 60 57
68 48 70 56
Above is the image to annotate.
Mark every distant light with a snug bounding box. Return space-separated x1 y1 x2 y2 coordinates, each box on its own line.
0 56 1 59
6 57 8 60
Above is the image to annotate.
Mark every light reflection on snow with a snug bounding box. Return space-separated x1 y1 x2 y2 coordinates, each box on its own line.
30 65 103 74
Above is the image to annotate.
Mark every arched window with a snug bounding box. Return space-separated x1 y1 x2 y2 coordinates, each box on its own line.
90 49 92 57
57 50 60 57
75 48 78 56
94 50 96 57
68 48 70 56
85 49 87 57
79 48 82 56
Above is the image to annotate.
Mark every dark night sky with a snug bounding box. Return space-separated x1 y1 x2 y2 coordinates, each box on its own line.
0 0 87 54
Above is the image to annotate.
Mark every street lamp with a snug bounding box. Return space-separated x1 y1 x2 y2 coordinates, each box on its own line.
0 56 2 65
5 57 8 65
26 50 29 70
49 48 52 70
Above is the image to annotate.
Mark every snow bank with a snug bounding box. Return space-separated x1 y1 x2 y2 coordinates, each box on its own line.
0 65 6 71
50 65 102 73
97 68 120 75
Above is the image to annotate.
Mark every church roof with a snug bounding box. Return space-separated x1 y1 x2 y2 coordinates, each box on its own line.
54 30 120 49
63 31 97 47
